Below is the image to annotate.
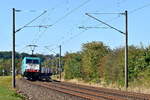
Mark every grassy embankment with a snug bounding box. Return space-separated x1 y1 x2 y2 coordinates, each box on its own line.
0 76 24 100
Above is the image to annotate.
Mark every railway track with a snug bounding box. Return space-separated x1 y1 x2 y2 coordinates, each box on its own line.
21 79 150 100
54 81 150 100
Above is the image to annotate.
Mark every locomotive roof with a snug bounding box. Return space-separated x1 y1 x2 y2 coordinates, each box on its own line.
23 56 40 60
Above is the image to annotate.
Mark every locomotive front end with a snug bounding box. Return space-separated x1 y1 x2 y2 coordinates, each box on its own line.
21 57 41 80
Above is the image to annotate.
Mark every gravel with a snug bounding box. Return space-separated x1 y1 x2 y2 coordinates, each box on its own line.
16 78 86 100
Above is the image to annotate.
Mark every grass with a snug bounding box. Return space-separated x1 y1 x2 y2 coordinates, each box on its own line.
0 76 24 100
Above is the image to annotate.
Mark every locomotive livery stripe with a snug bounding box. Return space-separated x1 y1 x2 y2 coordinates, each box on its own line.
26 69 39 72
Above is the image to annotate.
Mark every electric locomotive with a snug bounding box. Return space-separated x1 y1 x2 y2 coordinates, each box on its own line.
21 56 52 81
21 57 41 80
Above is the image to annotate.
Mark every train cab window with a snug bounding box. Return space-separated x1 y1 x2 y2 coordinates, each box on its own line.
33 60 39 64
26 59 39 64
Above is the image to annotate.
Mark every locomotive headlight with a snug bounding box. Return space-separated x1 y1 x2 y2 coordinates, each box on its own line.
26 64 30 69
34 64 40 69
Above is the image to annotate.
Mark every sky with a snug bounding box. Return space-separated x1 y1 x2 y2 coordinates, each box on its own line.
0 0 150 55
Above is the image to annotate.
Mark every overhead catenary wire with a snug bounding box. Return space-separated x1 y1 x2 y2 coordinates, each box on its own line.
45 46 58 54
16 45 29 53
15 10 47 33
87 12 123 15
15 9 47 13
16 8 57 53
45 26 84 47
83 11 124 29
52 30 88 55
43 29 87 55
19 0 150 55
35 1 67 29
31 27 48 44
129 2 150 14
45 28 78 47
44 17 89 49
31 0 91 46
24 25 52 28
38 1 150 55
28 2 64 45
88 2 150 16
85 13 125 35
61 30 87 46
42 1 150 55
22 25 52 45
116 0 127 10
51 0 91 26
79 15 125 34
85 1 150 30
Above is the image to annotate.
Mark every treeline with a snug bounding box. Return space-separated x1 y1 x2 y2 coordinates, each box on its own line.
1 42 150 87
0 51 59 75
63 41 150 86
0 51 55 60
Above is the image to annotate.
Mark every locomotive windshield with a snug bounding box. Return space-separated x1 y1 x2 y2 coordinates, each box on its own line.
26 59 39 64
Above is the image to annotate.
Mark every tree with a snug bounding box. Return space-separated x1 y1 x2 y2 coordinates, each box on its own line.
64 52 82 79
81 41 110 82
100 47 124 85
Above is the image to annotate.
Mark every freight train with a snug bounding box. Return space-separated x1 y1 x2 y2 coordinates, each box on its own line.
21 56 52 81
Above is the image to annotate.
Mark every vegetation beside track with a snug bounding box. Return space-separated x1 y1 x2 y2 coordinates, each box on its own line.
0 76 24 100
0 41 150 94
63 41 150 94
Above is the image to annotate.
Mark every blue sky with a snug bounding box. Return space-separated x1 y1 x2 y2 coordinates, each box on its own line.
0 0 150 55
